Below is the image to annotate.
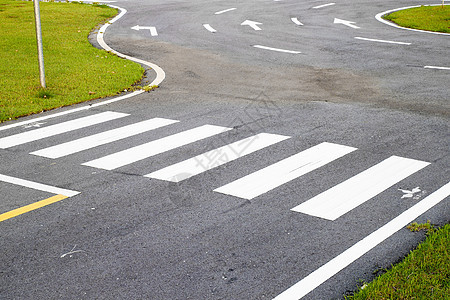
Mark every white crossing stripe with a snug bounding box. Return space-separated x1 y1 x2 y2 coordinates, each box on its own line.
0 111 128 149
0 174 80 197
291 156 430 220
146 133 290 182
214 142 357 200
82 124 232 170
30 118 179 159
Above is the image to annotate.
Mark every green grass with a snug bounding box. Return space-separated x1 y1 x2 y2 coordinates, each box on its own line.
383 5 450 33
0 0 144 122
346 223 450 299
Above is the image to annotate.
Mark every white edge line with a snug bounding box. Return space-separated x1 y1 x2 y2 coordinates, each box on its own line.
98 5 166 86
354 37 411 45
203 24 217 33
0 3 164 131
0 174 80 197
214 8 236 15
424 66 450 70
273 181 450 300
253 45 301 54
375 4 450 36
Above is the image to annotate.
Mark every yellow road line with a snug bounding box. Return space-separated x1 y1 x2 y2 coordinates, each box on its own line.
0 194 68 223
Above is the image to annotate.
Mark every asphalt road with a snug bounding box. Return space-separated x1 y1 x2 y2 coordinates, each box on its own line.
1 1 449 299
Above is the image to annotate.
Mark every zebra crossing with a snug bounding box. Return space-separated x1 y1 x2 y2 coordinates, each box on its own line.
0 111 438 221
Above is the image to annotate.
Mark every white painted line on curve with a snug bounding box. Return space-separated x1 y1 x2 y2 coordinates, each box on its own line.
424 66 450 70
354 37 411 45
214 8 236 15
30 118 179 159
203 24 217 33
0 174 80 197
0 3 163 133
274 181 450 300
291 18 304 26
375 5 450 36
146 133 290 182
97 5 166 87
214 142 357 200
313 3 336 9
291 156 430 220
82 125 232 170
0 111 128 149
253 45 301 54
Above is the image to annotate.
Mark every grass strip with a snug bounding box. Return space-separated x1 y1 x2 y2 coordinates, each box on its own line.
346 223 450 299
383 5 450 33
0 0 144 122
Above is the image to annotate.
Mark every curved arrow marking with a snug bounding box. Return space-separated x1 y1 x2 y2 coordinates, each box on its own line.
241 20 263 31
334 18 360 29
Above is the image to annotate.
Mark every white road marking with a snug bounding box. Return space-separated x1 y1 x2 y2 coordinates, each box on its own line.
30 118 178 159
0 174 80 197
203 24 217 33
313 3 336 9
97 5 166 86
291 156 430 220
0 4 164 133
334 18 360 29
131 25 158 36
274 181 450 300
291 17 304 26
214 8 236 15
241 20 263 31
82 125 232 170
355 37 411 45
146 133 290 182
424 66 450 70
375 5 450 36
253 45 301 54
0 111 128 149
214 142 357 200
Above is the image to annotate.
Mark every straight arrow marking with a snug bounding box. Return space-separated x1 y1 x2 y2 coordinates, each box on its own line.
131 25 158 36
334 18 360 29
241 20 263 31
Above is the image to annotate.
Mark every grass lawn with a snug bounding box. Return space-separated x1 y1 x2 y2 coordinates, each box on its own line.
346 223 450 299
383 5 450 33
0 0 144 123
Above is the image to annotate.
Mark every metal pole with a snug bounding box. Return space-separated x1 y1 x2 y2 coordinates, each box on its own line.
33 0 46 88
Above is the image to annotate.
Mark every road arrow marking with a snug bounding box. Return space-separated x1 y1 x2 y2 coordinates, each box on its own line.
131 25 158 36
203 24 217 33
241 20 263 31
334 18 360 29
291 17 304 26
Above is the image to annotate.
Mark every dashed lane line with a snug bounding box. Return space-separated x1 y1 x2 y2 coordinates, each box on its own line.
354 37 411 45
